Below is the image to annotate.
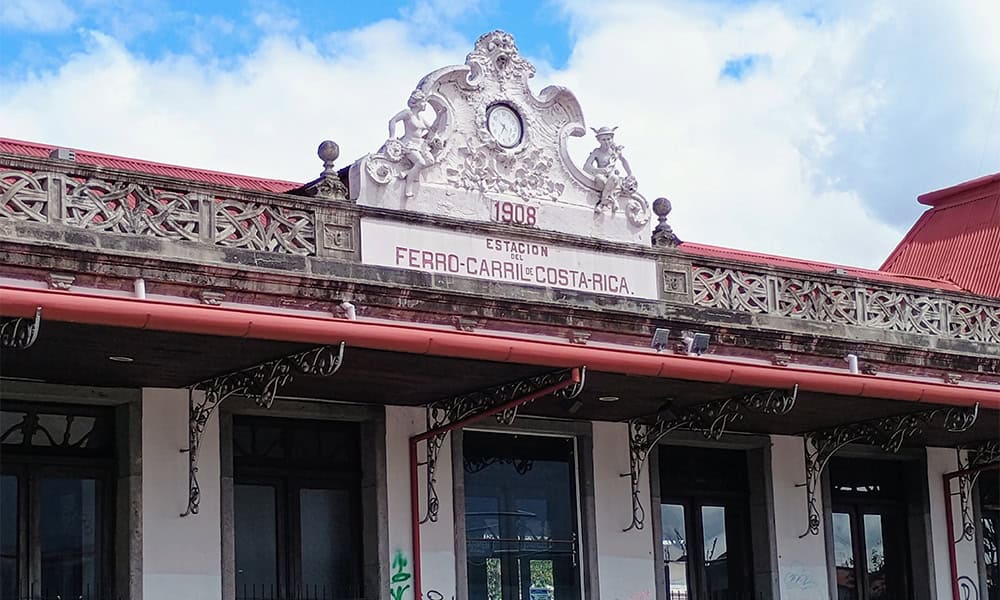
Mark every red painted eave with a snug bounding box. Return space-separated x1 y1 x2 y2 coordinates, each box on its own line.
1 286 997 409
917 173 1000 206
0 137 301 194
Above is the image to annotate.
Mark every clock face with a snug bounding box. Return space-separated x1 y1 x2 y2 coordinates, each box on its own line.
487 104 523 148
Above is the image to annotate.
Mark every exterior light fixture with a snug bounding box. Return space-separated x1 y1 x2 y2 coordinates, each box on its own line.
598 396 620 403
683 332 710 355
651 328 670 352
108 355 134 363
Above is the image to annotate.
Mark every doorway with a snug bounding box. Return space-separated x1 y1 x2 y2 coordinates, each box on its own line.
659 445 754 600
829 458 911 600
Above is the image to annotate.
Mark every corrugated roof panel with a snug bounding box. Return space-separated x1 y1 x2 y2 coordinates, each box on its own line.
881 174 1000 298
0 137 300 194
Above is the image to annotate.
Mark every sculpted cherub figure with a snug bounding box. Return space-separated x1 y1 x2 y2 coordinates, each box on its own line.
388 89 436 198
584 126 635 213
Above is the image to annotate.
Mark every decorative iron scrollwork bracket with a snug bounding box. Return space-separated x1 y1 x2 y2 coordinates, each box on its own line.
180 342 346 517
955 439 1000 543
0 307 41 349
799 403 979 537
622 385 798 532
420 367 585 524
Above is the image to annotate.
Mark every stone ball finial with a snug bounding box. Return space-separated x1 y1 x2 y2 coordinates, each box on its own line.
318 140 340 164
652 197 672 218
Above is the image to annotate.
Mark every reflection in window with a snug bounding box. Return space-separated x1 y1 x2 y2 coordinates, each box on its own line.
864 514 887 600
701 506 729 596
464 432 579 600
299 488 355 595
661 504 688 597
39 478 99 599
833 512 857 600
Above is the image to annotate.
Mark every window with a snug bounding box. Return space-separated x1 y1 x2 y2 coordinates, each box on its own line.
829 458 910 600
0 403 116 600
464 432 581 600
980 469 999 600
232 416 362 600
658 445 754 600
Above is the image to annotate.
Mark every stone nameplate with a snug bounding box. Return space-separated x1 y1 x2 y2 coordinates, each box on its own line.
361 219 658 299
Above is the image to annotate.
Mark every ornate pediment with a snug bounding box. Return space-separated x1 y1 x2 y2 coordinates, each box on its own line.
349 30 653 245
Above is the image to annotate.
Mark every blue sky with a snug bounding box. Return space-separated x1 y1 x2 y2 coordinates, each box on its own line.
2 0 999 267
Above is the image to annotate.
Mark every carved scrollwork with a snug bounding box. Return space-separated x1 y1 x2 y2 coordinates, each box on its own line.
691 267 770 313
445 144 565 202
622 386 798 532
799 404 979 537
213 200 316 255
64 178 201 241
0 170 49 223
690 265 1000 344
180 344 345 517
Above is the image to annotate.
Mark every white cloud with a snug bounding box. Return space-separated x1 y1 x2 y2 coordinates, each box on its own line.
0 0 75 32
1 1 997 268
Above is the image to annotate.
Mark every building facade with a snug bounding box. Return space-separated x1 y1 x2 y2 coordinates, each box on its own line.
1 31 998 600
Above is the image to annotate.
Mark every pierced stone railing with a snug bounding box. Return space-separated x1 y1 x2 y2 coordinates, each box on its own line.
3 157 999 346
691 266 1000 344
1 167 316 255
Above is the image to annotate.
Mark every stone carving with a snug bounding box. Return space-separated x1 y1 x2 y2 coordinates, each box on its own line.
691 265 1000 343
651 197 680 247
213 200 315 255
298 140 348 200
584 127 634 213
350 30 654 244
64 178 201 241
0 170 49 223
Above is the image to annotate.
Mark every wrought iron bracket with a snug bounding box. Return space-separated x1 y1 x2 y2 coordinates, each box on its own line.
419 367 585 524
179 342 346 517
954 439 1000 543
799 403 979 537
0 307 41 349
621 385 798 532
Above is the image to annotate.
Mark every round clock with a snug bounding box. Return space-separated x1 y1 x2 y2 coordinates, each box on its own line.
487 104 523 148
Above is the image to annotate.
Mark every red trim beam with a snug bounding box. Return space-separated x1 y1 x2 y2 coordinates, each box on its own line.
1 286 997 409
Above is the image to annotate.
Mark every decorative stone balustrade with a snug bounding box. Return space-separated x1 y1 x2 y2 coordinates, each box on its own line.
691 266 1000 344
3 158 999 346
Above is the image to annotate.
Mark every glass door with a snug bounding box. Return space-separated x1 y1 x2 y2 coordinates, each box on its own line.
831 507 908 600
660 500 751 600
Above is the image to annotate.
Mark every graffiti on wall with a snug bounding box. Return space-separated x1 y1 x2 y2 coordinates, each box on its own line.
959 576 980 600
390 550 412 600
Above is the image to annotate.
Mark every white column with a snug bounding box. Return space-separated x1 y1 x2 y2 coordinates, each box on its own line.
141 388 221 600
592 421 658 600
385 405 457 600
927 447 980 600
770 435 830 600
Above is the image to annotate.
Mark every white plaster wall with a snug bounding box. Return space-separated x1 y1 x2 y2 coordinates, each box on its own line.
141 388 221 600
592 421 657 600
769 435 829 600
927 447 979 600
385 405 457 600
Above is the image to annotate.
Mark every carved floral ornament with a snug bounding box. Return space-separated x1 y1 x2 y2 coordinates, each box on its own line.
356 30 655 234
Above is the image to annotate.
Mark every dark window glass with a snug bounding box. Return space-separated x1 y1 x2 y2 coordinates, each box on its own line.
233 417 361 600
1 475 16 600
661 504 689 597
1 403 114 600
830 458 910 600
833 512 858 600
39 478 100 599
235 484 278 596
659 445 753 600
464 432 579 600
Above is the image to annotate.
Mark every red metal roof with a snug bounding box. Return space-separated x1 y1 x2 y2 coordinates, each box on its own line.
0 137 300 194
881 173 1000 298
680 242 963 292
